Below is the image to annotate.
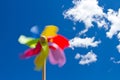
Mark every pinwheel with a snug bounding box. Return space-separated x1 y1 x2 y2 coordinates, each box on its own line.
18 25 69 80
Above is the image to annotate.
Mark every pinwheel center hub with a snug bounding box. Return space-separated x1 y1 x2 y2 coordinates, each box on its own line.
40 36 46 43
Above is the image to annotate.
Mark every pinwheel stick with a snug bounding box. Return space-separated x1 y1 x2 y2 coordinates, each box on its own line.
40 36 47 80
42 60 46 80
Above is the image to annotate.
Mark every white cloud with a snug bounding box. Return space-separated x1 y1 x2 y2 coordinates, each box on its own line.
113 60 120 64
110 57 120 64
117 44 120 53
75 53 81 59
110 57 115 61
63 0 107 34
69 37 101 49
63 0 120 38
117 32 120 40
75 51 97 65
73 26 76 31
30 25 39 34
106 9 120 38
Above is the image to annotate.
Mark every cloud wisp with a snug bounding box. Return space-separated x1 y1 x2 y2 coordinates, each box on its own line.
75 51 97 65
116 44 120 53
69 37 101 49
106 9 120 39
110 57 120 64
63 0 107 34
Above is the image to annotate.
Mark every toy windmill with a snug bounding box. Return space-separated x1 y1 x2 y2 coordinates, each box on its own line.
18 25 69 80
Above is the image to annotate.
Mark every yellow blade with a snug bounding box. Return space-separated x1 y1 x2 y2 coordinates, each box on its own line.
41 25 58 37
34 37 49 71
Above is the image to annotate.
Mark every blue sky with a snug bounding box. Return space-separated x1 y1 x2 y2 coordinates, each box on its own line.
0 0 120 80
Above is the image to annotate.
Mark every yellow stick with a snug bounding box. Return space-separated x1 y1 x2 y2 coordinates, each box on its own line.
42 60 46 80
